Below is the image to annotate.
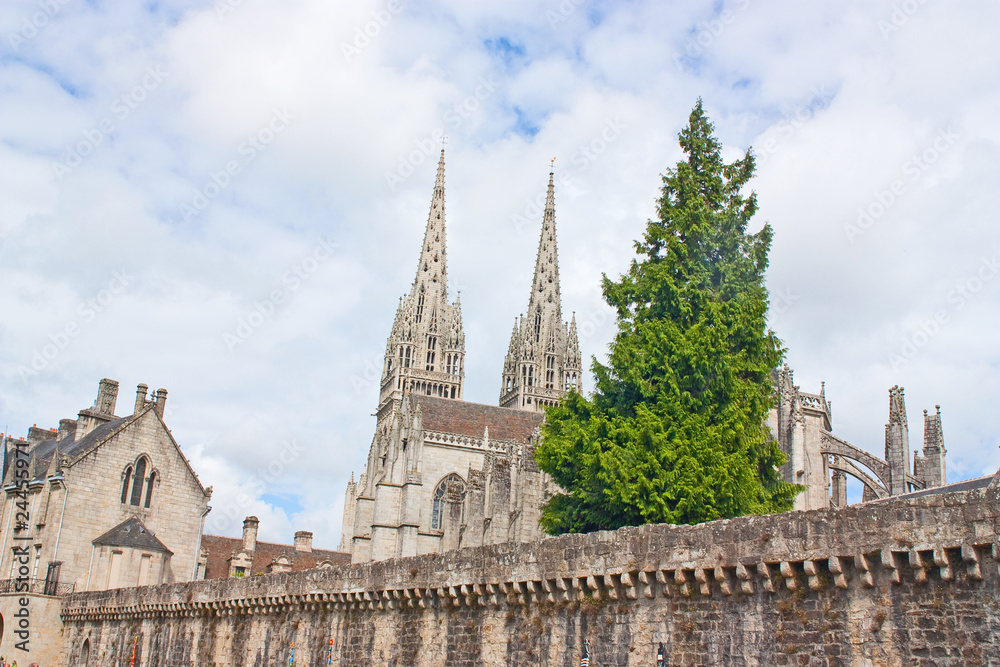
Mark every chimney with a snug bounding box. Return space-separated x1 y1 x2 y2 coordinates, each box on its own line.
58 419 77 442
153 388 168 418
242 516 259 552
94 378 119 415
135 384 149 414
293 531 313 553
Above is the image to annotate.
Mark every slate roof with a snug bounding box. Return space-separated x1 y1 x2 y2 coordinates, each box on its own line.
413 395 543 444
5 416 130 482
200 534 350 579
93 517 172 554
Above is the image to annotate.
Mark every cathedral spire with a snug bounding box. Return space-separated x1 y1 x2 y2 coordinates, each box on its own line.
527 170 561 320
413 149 448 301
499 168 581 411
378 148 464 425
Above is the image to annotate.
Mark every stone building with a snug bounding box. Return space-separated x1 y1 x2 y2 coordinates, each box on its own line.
771 366 947 511
0 379 212 664
341 152 580 562
199 516 349 579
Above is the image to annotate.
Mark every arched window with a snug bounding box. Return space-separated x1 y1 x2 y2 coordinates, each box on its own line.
431 473 467 530
130 457 147 506
121 467 133 504
144 472 156 508
80 638 91 666
425 336 436 371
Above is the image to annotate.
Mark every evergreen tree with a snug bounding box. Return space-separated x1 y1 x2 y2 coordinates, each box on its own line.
536 100 800 534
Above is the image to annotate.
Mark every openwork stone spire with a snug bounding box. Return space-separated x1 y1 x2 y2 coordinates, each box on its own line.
500 169 582 411
378 150 465 427
413 149 449 302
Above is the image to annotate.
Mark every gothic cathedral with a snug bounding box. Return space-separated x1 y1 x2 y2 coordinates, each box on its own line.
340 151 581 562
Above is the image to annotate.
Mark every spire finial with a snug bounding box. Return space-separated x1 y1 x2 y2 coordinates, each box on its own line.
550 157 556 175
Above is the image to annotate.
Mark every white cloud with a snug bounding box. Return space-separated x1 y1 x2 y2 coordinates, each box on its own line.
2 0 999 549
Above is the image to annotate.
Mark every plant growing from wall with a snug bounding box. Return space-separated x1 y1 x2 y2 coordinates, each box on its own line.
536 100 800 534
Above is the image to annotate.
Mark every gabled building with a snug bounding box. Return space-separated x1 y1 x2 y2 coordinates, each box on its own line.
0 379 212 664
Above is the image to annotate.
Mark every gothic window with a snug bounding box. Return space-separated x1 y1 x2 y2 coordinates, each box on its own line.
528 366 534 387
450 386 456 398
121 466 133 504
403 346 411 368
144 472 155 508
416 292 425 323
129 457 149 506
534 311 541 342
545 355 556 389
431 473 467 531
425 336 436 370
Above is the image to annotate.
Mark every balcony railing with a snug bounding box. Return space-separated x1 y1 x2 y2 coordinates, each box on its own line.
0 577 75 596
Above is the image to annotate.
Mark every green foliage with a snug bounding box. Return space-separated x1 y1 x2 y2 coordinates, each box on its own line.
536 100 800 534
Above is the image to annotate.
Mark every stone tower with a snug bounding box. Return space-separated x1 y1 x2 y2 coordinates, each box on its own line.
378 148 465 429
499 169 582 411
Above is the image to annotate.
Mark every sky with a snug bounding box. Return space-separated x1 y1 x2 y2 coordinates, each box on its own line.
1 0 998 549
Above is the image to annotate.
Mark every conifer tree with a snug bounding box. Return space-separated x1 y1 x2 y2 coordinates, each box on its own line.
536 100 799 534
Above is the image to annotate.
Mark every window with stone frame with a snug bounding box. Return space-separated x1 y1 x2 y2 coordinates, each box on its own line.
121 466 133 504
124 456 155 507
425 336 437 371
430 473 467 530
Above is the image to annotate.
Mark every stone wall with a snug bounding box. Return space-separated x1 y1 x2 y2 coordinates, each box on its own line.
61 477 1000 666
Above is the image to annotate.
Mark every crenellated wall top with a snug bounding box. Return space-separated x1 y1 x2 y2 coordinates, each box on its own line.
62 476 1000 623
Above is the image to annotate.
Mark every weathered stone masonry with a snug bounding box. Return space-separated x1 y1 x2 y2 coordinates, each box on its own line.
62 476 1000 666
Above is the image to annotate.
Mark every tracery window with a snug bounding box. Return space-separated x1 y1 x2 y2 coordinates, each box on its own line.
425 336 437 371
123 456 154 508
430 473 467 530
